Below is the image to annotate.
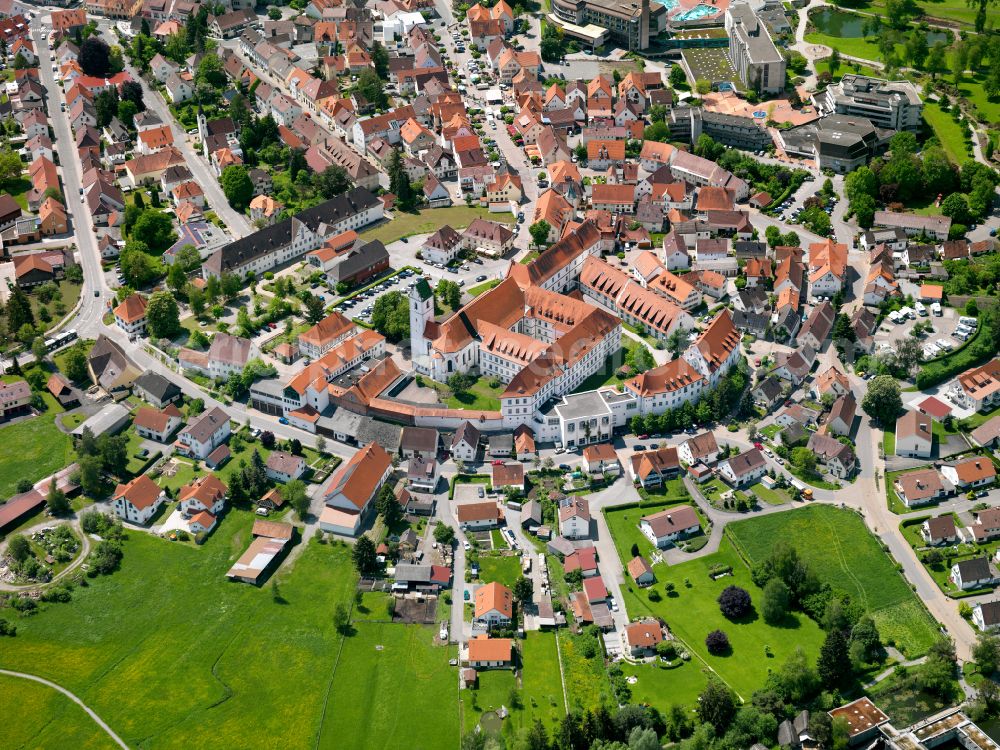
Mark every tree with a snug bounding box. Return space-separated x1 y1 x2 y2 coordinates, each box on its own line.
78 454 104 496
434 523 456 545
5 289 32 347
717 585 752 619
926 40 948 78
32 337 48 362
313 165 351 199
850 616 883 663
220 165 254 212
303 293 326 324
529 220 551 248
94 89 119 128
919 636 957 697
120 80 145 112
284 479 309 521
670 64 687 88
374 483 401 527
370 291 410 342
791 447 817 474
132 210 176 253
697 678 737 733
79 37 111 76
7 534 30 564
46 479 71 516
513 575 533 604
852 193 877 228
893 336 923 376
0 148 23 181
352 535 378 576
167 261 188 294
370 40 389 79
333 602 350 633
540 22 566 63
974 631 1000 675
705 629 730 654
146 291 181 340
267 5 282 19
817 628 851 685
355 68 388 109
941 192 970 224
761 578 790 624
861 375 903 427
387 148 414 211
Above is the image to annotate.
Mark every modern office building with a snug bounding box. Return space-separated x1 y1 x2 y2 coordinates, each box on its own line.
550 0 661 50
777 114 890 173
819 74 923 132
724 2 786 95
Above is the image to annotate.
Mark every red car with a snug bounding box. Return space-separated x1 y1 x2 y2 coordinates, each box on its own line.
638 434 649 440
753 442 763 450
492 459 504 466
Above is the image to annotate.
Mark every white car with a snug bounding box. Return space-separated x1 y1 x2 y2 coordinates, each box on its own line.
463 541 470 551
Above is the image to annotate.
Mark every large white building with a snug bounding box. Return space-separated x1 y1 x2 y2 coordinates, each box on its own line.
725 2 786 96
819 74 923 132
203 188 383 279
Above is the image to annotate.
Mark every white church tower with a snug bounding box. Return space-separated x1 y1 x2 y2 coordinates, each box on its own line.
409 278 434 375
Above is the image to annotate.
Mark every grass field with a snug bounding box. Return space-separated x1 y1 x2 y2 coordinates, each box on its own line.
461 669 517 733
0 391 75 501
621 539 827 700
923 102 973 163
747 481 792 505
322 621 458 750
519 632 567 727
804 32 884 62
960 75 1000 125
866 0 999 28
360 207 514 245
0 512 368 748
478 554 522 587
726 505 939 657
0 674 119 750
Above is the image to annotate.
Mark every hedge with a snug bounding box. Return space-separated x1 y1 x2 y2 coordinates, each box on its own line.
915 317 995 389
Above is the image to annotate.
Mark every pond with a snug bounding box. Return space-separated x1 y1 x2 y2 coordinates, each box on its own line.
811 8 950 45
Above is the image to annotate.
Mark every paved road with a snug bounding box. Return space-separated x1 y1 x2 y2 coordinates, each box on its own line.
96 22 252 238
31 15 109 340
0 669 131 749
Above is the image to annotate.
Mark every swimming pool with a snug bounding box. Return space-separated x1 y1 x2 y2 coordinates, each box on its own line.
656 0 679 9
674 3 719 20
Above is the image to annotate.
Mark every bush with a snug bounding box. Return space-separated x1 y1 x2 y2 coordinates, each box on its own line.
648 589 662 602
717 585 752 619
705 629 730 655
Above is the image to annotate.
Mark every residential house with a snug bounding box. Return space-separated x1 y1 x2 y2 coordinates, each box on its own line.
112 475 166 525
806 433 856 478
628 447 680 488
941 456 996 491
451 421 482 462
175 406 231 460
718 448 766 487
266 451 307 483
895 410 933 458
639 505 700 548
893 468 948 508
582 443 620 476
678 431 719 466
921 515 958 546
474 581 513 629
319 442 393 536
623 620 664 657
457 501 500 530
559 497 590 539
952 557 995 591
133 404 183 442
627 556 655 586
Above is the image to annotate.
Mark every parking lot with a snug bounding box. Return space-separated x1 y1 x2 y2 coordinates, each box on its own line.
871 303 975 361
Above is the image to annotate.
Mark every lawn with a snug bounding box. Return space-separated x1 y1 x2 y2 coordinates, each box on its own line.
0 512 365 749
444 377 505 411
962 405 1000 431
883 426 896 456
620 539 827 700
518 631 567 727
468 279 501 297
360 207 514 245
618 658 709 713
0 391 75 502
922 101 972 163
477 554 522 587
726 505 940 657
804 31 883 62
570 339 651 395
813 59 881 81
0 674 119 750
0 176 31 210
461 669 517 733
866 0 999 28
322 621 458 750
746 480 792 505
603 482 695 564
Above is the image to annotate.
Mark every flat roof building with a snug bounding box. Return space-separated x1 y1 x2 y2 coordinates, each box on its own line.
725 2 786 95
820 74 923 132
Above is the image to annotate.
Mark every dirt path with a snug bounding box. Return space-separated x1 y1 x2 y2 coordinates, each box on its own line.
0 669 130 749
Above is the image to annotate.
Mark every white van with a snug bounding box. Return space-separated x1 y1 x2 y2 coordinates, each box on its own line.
931 302 942 316
888 311 902 324
915 301 927 316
